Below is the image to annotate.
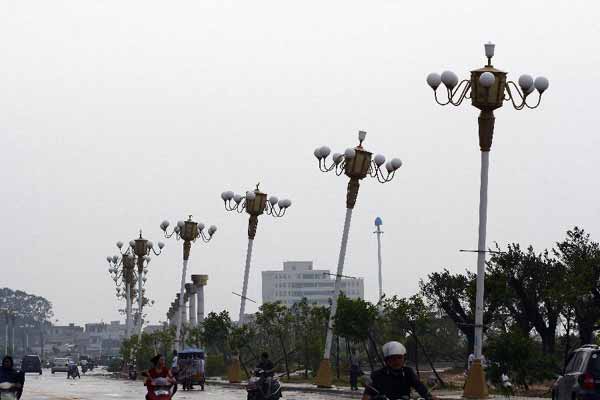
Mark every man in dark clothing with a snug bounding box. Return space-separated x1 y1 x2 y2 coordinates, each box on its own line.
256 352 274 375
0 356 24 399
362 341 437 400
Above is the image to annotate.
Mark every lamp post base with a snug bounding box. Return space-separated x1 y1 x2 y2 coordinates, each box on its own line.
227 358 242 383
314 359 333 388
463 360 488 399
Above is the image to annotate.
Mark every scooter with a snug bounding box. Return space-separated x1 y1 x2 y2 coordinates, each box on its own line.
0 381 22 400
246 369 282 400
146 377 174 400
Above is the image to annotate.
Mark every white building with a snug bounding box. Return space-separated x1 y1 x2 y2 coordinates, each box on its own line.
262 261 364 306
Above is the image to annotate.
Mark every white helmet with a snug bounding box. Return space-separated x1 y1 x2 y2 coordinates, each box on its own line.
382 341 407 358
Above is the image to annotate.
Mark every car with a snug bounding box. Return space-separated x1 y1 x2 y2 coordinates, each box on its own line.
553 344 600 400
51 358 71 373
20 355 42 374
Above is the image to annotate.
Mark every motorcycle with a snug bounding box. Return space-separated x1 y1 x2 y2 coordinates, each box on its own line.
67 365 80 379
246 369 282 400
0 381 22 400
146 377 174 400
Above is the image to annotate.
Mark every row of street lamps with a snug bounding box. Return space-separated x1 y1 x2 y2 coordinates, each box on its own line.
100 43 547 397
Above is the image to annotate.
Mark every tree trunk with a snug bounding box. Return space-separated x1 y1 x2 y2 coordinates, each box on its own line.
411 329 445 386
363 342 374 371
367 332 385 367
304 335 309 379
240 352 251 379
563 313 572 369
278 335 290 379
336 336 340 380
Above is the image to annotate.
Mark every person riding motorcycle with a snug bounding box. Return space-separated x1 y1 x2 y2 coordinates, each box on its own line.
256 353 274 375
145 355 176 400
0 356 24 399
253 352 275 398
67 361 80 379
362 341 438 400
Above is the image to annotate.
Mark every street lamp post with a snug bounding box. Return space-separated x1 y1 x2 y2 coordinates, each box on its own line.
221 184 292 324
107 252 137 337
118 231 164 341
426 42 549 398
160 216 217 351
374 217 384 303
313 130 402 387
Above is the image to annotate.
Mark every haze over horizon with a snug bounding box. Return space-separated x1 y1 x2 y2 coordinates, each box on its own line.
1 0 599 326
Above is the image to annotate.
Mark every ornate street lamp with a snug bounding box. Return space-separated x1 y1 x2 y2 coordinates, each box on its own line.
313 130 402 387
426 42 549 398
106 252 137 337
160 215 216 350
221 184 292 324
116 231 164 341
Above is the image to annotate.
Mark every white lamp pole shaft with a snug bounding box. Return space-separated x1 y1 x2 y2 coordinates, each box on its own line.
323 207 353 359
137 273 144 341
376 225 383 301
175 258 189 349
125 285 132 337
239 238 254 324
474 151 490 359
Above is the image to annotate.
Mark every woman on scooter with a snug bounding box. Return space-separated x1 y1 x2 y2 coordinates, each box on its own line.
145 355 177 399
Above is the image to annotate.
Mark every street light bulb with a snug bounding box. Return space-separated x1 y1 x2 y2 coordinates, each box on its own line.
344 148 356 159
441 71 459 89
233 194 242 204
426 73 442 90
391 158 403 170
332 153 343 164
116 241 124 249
479 72 495 88
129 240 135 248
518 74 534 92
374 154 386 167
282 199 292 208
174 226 181 233
319 146 331 158
146 240 154 249
358 131 367 143
246 191 256 201
313 147 323 160
177 220 185 229
268 195 278 205
112 255 118 263
484 42 495 59
277 199 286 208
197 223 205 231
385 161 394 172
534 76 549 93
208 225 217 235
157 241 165 249
160 220 170 231
106 256 112 263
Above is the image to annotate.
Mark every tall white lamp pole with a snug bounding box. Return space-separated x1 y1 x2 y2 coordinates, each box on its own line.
313 130 402 387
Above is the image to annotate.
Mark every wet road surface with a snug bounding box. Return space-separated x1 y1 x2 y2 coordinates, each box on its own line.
21 369 343 400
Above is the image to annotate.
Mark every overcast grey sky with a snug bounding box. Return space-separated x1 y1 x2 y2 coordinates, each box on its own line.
1 0 599 326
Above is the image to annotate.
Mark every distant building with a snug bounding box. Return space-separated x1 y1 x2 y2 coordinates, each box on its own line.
262 261 364 306
83 321 126 357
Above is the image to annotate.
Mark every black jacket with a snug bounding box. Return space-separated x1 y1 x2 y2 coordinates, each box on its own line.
363 366 431 400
